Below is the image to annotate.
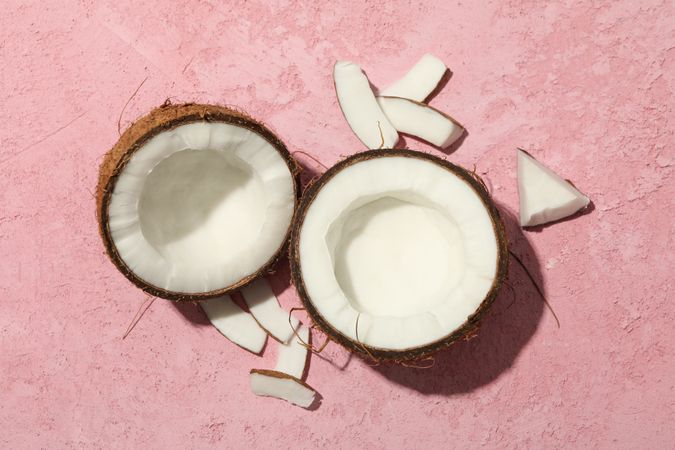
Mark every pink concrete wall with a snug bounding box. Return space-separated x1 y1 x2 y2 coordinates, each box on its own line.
1 0 673 448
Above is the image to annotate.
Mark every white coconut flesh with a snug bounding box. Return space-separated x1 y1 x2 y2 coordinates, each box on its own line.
107 122 295 294
250 370 317 408
518 149 590 227
298 156 499 351
334 61 399 149
274 325 310 379
241 279 300 343
200 296 267 354
380 53 447 102
377 96 464 148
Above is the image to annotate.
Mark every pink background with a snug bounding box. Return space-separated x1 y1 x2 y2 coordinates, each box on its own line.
1 0 674 448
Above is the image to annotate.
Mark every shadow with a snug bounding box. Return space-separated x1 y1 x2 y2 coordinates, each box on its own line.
423 69 453 103
371 204 547 395
140 150 255 246
291 151 326 190
172 301 211 326
523 201 595 232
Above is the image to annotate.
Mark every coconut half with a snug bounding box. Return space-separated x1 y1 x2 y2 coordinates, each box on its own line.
290 150 508 361
97 104 299 301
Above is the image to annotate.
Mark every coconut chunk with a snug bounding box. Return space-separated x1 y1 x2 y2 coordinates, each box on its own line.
274 325 310 379
377 96 464 148
517 149 590 227
290 150 508 361
333 61 399 149
250 369 317 408
241 279 300 343
98 104 298 301
200 296 267 354
380 53 447 102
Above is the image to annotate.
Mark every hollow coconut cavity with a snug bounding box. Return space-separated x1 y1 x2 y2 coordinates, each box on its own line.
97 103 299 301
290 150 508 361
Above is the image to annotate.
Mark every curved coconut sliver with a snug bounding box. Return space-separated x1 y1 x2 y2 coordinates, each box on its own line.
380 53 448 102
201 296 267 354
241 279 300 343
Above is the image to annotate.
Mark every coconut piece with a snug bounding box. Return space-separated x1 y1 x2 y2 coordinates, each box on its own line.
200 296 267 354
274 325 310 379
250 369 317 408
517 149 590 227
333 61 399 149
380 53 447 102
290 150 508 362
377 96 464 148
241 279 300 343
97 104 299 301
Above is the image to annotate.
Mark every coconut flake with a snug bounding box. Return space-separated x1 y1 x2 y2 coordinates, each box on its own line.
241 279 300 343
250 369 317 408
377 96 464 148
517 149 590 227
333 61 399 149
274 325 310 379
201 296 267 354
380 53 447 102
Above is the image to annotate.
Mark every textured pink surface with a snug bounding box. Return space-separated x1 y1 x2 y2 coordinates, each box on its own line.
1 0 674 448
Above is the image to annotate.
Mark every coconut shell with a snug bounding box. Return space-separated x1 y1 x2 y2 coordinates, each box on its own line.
97 103 300 302
289 149 509 362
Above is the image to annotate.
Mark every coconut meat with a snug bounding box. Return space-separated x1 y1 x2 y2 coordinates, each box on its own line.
334 61 399 149
298 156 499 351
107 122 295 294
380 53 447 102
518 149 590 227
250 370 317 408
274 325 309 379
241 279 300 343
377 96 464 148
201 296 267 354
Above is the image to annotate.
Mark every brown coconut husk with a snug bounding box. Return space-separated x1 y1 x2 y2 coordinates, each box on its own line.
289 149 509 363
97 103 300 302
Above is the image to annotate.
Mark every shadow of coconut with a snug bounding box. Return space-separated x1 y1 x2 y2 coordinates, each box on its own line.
371 204 546 395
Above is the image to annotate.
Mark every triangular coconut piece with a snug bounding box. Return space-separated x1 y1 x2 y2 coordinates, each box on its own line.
200 296 267 354
250 369 318 408
518 149 590 227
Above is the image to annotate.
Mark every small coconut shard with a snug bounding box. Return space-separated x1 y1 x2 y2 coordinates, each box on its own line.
290 150 508 362
241 279 300 343
333 61 399 149
97 103 299 301
517 149 590 227
377 96 464 148
275 325 310 379
250 369 318 408
380 53 447 102
201 296 267 354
